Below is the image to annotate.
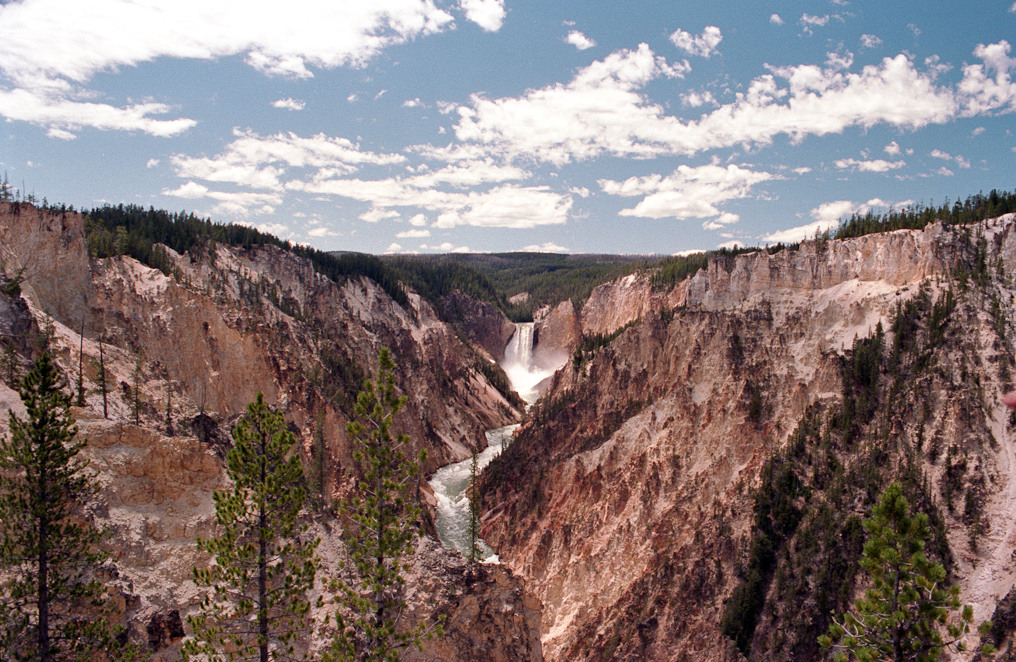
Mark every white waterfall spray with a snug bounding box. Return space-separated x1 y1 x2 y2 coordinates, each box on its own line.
500 322 557 404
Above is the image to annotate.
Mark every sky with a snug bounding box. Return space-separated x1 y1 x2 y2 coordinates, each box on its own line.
1 1 1015 256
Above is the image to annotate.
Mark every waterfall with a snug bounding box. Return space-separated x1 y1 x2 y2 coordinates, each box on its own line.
500 322 556 405
503 322 534 371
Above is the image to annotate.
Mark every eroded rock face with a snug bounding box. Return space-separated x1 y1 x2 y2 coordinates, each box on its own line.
404 538 544 662
0 203 536 661
532 300 579 373
485 217 1016 661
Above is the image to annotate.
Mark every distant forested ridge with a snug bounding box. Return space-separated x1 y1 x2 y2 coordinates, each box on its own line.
387 252 651 322
83 204 409 307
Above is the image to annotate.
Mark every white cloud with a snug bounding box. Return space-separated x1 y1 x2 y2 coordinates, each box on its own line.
361 208 400 223
834 157 906 172
884 141 901 155
937 166 955 176
46 127 76 140
517 242 569 253
599 163 773 221
171 129 406 189
307 226 338 237
702 211 740 231
290 175 573 230
453 45 959 165
0 1 467 134
793 166 812 174
408 213 428 226
420 242 471 253
162 181 282 216
272 98 305 111
460 0 506 32
929 149 951 160
454 44 692 165
770 14 784 26
681 90 717 107
717 240 745 250
800 14 830 33
403 98 424 108
0 88 196 137
669 26 722 58
972 126 986 136
956 155 971 169
566 31 596 51
860 34 882 49
396 229 431 238
384 242 403 253
1010 2 1016 12
146 158 160 168
957 41 1016 116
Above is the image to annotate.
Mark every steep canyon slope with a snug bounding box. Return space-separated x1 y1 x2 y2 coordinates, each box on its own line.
0 201 540 661
483 217 1016 661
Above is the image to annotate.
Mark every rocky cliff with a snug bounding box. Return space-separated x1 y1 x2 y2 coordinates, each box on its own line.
0 202 540 661
483 216 1016 661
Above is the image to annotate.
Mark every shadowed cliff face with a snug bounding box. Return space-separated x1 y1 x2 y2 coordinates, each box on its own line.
0 202 540 661
483 216 1016 661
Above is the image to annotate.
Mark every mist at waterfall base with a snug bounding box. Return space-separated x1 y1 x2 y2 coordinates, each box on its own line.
501 322 559 405
428 425 519 563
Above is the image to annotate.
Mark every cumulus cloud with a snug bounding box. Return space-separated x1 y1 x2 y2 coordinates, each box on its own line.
936 166 955 176
669 26 722 58
146 158 160 168
420 242 471 253
884 141 901 155
599 163 773 222
454 43 692 164
681 90 717 107
454 44 959 165
834 157 906 172
460 0 506 32
770 14 784 26
171 129 406 189
272 98 305 111
0 0 462 134
861 34 882 49
957 40 1016 116
566 30 596 50
307 226 338 238
765 197 901 244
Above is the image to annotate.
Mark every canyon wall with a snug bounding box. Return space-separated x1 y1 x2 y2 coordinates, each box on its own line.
0 202 540 661
484 217 1016 661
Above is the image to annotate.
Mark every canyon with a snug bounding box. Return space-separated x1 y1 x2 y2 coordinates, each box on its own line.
4 201 1016 661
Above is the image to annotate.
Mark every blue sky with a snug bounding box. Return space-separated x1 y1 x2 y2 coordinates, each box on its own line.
1 1 1015 255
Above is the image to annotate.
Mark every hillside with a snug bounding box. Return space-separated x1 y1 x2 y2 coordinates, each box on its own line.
0 201 539 661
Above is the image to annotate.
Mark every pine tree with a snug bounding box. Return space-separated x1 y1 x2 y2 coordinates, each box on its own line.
0 353 125 662
467 447 480 564
184 393 319 662
819 483 993 661
329 349 441 662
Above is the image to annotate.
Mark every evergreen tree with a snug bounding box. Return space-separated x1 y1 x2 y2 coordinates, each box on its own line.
819 483 992 661
330 349 441 662
0 353 124 662
184 393 319 662
467 448 480 564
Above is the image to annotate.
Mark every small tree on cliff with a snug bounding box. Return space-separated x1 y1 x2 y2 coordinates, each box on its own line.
185 393 319 662
0 353 125 662
819 482 992 662
329 348 441 662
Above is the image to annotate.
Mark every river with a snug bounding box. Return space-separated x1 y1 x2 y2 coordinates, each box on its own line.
428 424 519 563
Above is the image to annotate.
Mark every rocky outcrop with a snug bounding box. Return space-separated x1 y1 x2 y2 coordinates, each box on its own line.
439 289 516 361
532 300 580 373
